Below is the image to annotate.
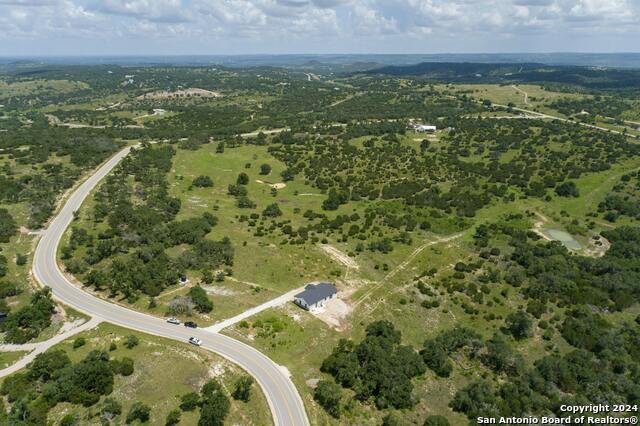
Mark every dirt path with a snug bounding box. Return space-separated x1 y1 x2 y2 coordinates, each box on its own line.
385 232 465 282
240 128 289 138
0 317 102 378
583 165 640 207
492 102 626 135
354 232 465 309
511 85 529 104
319 245 359 269
532 212 552 241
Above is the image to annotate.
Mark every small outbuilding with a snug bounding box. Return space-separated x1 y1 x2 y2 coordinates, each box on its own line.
414 124 437 133
294 282 337 311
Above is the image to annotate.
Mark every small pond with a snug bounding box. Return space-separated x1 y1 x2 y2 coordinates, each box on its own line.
542 228 582 251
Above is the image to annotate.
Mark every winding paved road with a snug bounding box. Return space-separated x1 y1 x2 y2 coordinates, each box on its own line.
32 146 309 426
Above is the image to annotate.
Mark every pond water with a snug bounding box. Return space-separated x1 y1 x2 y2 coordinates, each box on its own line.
543 228 582 251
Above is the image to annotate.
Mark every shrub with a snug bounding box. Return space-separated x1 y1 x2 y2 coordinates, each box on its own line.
124 335 140 349
555 181 579 197
199 380 230 426
126 402 150 424
313 380 342 418
504 311 533 340
188 285 213 313
192 175 213 188
180 392 200 411
236 173 249 185
232 376 254 402
424 415 451 426
165 409 181 426
101 398 122 420
259 164 271 175
262 203 282 218
15 254 28 266
111 357 134 376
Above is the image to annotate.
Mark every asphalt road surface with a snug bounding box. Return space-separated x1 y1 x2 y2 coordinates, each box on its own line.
32 146 309 426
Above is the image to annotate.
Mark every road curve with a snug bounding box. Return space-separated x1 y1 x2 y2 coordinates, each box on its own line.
32 146 309 426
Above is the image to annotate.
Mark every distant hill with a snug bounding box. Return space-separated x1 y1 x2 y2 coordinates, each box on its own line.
364 61 640 91
1 53 640 69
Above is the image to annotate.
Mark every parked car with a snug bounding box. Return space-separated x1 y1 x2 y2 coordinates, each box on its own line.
184 321 198 328
188 337 202 346
166 317 180 325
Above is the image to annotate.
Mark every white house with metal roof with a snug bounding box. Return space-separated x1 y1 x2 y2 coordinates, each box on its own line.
293 282 337 311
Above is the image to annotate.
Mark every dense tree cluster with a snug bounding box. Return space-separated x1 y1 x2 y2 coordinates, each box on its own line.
598 171 640 221
0 122 122 228
509 226 640 310
0 208 17 243
451 317 640 422
321 320 425 410
1 288 55 344
0 348 134 423
549 96 633 119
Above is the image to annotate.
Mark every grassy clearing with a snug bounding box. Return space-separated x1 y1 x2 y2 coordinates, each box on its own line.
0 350 28 369
449 83 588 110
0 79 89 99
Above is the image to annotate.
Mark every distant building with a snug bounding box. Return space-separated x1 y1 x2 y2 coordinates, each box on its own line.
294 282 337 311
414 124 437 133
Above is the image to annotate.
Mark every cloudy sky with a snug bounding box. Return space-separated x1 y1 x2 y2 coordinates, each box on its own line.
1 0 639 56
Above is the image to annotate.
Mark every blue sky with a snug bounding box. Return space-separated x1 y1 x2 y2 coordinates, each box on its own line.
1 0 639 56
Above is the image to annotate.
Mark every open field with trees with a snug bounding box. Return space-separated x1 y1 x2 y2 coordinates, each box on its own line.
0 322 271 425
1 61 640 424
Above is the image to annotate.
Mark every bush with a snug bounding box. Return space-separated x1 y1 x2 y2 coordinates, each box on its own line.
192 175 213 188
555 181 579 197
0 280 21 298
180 392 200 411
199 380 230 426
504 311 533 340
188 285 213 313
165 409 181 426
232 376 254 402
424 415 451 426
313 380 342 418
259 164 271 175
59 414 78 426
73 337 86 349
124 335 140 349
126 402 151 424
111 357 134 376
262 203 282 218
15 253 28 266
237 173 249 185
102 398 122 420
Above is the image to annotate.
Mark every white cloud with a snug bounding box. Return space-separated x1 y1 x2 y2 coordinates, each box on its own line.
95 0 190 23
0 0 638 53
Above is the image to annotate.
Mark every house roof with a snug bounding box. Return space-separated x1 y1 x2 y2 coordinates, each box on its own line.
295 282 336 306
